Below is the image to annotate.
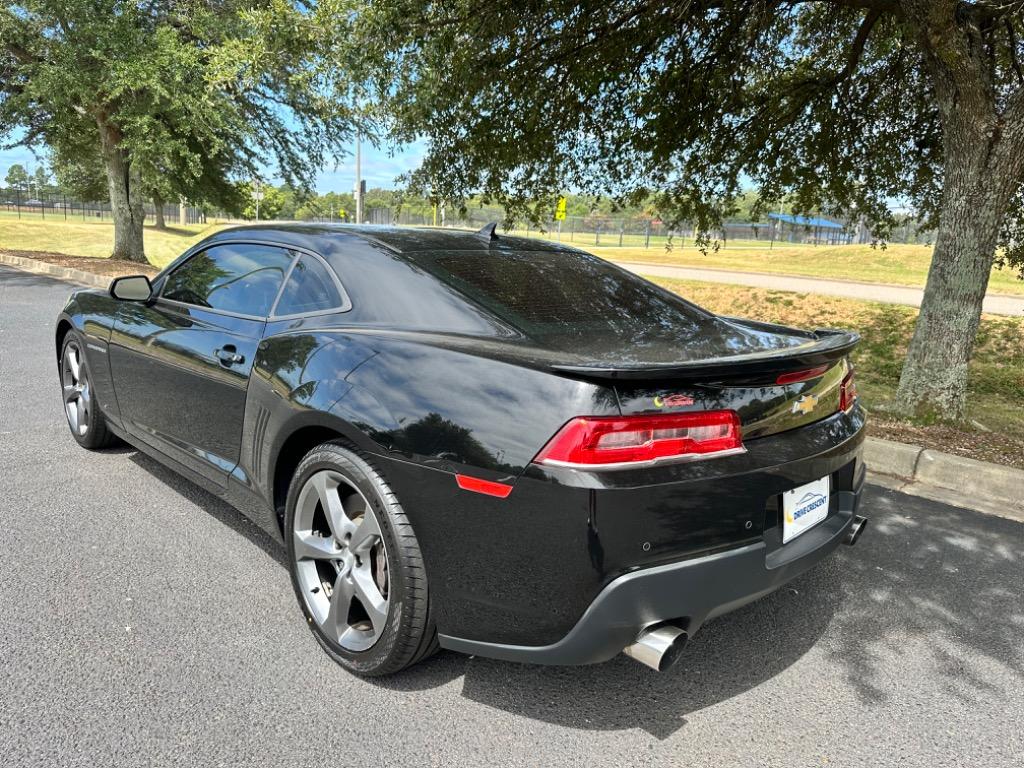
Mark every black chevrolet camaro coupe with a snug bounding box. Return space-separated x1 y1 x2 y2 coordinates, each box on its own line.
55 224 867 675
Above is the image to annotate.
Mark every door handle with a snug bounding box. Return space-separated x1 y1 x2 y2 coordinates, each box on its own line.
215 346 245 366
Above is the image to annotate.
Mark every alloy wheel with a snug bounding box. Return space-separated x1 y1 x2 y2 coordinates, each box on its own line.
292 469 391 652
62 341 91 437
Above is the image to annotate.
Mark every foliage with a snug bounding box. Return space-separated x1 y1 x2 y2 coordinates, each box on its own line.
31 164 47 188
351 1 1023 246
4 162 28 191
294 189 356 220
50 147 108 201
349 0 1024 419
1 0 364 249
239 181 288 220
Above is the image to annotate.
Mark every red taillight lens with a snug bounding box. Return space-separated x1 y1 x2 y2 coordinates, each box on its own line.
840 366 858 412
533 411 744 469
776 364 830 385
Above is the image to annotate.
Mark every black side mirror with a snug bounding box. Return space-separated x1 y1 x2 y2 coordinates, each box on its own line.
110 275 153 302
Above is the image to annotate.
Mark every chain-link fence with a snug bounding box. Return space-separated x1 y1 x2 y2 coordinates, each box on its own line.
0 188 219 226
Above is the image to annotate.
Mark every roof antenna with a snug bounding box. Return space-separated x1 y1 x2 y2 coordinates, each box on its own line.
476 222 499 242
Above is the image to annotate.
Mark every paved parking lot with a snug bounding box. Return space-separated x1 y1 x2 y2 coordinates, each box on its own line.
2 264 1022 767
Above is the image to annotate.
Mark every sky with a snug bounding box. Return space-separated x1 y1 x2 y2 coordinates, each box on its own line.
0 133 428 194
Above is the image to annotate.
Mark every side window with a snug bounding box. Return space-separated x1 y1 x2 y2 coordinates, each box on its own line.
273 254 344 316
162 243 294 317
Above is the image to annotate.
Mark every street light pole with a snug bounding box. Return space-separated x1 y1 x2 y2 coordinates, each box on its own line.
355 133 362 225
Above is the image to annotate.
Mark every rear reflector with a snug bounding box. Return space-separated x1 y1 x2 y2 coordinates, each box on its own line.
840 366 858 412
533 411 744 470
776 364 830 385
455 474 514 498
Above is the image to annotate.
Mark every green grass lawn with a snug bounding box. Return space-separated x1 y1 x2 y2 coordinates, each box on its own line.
0 216 228 267
590 242 1024 296
449 223 1024 296
652 277 1024 467
4 215 1024 296
501 225 819 252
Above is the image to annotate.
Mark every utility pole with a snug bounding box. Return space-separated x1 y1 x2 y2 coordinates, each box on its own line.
355 133 363 225
253 179 261 221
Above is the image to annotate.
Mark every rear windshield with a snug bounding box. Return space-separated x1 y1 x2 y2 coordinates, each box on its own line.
400 249 711 338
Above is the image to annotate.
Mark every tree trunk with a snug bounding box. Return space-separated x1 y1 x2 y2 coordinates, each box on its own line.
893 168 1005 419
97 118 146 263
153 194 167 229
894 4 1024 420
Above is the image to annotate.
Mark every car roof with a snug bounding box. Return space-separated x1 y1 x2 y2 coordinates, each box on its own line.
204 222 579 255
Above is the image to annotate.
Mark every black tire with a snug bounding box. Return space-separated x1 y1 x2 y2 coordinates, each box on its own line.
284 441 437 675
59 331 119 450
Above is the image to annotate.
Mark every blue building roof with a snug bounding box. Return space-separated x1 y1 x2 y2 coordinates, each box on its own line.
768 213 845 230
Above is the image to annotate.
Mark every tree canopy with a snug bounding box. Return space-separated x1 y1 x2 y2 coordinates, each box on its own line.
4 162 28 190
1 0 362 259
351 0 1024 418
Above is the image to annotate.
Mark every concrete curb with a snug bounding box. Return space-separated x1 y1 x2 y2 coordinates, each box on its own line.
865 436 1024 522
0 252 112 289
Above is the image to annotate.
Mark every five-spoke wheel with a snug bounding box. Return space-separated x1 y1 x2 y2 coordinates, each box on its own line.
59 332 115 449
285 442 437 675
292 469 391 652
62 339 91 437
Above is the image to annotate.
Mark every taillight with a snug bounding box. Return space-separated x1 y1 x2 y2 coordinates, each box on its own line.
840 366 858 412
533 410 744 470
776 364 829 385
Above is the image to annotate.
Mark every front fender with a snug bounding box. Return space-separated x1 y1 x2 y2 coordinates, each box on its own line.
56 288 121 427
240 332 387 514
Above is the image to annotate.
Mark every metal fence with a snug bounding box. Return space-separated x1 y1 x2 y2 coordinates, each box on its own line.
363 205 933 247
1 185 934 247
0 188 216 226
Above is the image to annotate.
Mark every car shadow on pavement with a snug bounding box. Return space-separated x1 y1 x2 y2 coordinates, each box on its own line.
376 488 1024 740
128 451 288 568
372 560 839 740
119 451 1024 742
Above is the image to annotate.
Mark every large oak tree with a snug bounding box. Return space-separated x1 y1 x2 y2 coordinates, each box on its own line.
1 1 360 262
353 0 1024 419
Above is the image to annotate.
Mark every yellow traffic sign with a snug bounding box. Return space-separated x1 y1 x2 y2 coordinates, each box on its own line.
555 197 567 221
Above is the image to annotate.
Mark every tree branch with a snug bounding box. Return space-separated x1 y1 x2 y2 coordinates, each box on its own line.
3 42 40 65
1007 19 1024 84
959 1 1024 22
833 8 884 85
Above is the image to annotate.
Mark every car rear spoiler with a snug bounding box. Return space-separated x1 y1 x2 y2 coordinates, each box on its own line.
550 328 860 382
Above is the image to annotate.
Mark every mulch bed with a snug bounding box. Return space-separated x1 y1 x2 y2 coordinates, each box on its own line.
1 249 160 278
868 418 1024 471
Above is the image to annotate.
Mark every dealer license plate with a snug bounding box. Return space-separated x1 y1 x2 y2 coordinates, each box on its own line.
782 476 830 543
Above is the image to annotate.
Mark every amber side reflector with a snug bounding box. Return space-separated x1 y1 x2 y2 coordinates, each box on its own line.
455 474 514 498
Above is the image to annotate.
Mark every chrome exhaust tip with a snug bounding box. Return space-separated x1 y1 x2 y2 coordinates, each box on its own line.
622 625 688 672
844 515 868 546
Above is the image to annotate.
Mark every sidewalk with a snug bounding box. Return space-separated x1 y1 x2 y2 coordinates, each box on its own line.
617 261 1024 316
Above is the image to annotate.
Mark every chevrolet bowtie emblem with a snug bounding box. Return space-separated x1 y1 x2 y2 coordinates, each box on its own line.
792 394 819 415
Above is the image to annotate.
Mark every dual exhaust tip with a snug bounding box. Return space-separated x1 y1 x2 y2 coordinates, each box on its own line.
624 514 868 672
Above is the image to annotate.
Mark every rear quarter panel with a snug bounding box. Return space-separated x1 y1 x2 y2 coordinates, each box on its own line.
242 328 615 515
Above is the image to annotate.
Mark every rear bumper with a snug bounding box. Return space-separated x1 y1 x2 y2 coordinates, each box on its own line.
438 475 863 665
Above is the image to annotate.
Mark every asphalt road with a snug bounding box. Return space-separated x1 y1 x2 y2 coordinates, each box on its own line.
1 263 1022 768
